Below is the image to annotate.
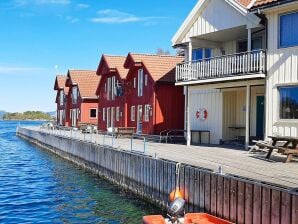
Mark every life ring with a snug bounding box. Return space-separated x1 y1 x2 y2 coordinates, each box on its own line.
196 108 208 121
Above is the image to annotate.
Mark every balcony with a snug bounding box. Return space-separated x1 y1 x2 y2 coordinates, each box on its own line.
176 50 266 84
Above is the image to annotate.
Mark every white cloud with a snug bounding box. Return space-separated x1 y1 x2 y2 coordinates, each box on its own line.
13 0 70 6
66 16 79 23
0 66 45 74
90 9 167 24
77 3 89 8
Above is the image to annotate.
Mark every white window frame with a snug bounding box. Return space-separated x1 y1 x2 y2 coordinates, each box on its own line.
72 86 78 104
131 106 135 121
133 77 136 89
279 11 298 48
145 74 148 86
103 108 106 121
116 107 120 122
138 69 143 97
89 108 97 119
144 104 150 122
59 90 64 106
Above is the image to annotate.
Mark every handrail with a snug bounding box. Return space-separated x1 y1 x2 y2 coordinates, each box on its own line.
177 49 265 66
176 50 266 82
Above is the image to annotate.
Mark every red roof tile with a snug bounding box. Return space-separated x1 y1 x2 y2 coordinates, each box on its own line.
237 0 254 7
101 55 128 79
253 0 279 7
67 70 100 98
125 53 184 82
54 75 69 95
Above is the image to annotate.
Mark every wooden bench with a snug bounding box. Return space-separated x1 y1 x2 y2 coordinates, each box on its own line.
254 138 298 163
115 127 135 138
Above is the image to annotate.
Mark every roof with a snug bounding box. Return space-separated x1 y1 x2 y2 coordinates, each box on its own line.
237 0 254 7
125 53 184 82
67 70 100 98
98 55 128 79
252 0 282 8
54 75 69 95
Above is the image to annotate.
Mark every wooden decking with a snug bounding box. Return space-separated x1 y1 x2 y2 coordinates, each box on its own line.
32 127 298 189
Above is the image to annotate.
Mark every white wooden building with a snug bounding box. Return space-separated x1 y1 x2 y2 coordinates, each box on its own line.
172 0 298 148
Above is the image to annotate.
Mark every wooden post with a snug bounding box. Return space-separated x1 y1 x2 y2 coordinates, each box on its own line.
186 41 192 147
247 28 252 52
245 85 250 149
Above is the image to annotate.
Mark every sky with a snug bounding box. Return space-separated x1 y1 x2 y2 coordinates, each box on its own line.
0 0 197 112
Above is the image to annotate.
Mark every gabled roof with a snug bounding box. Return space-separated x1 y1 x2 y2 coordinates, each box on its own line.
124 53 184 82
251 0 290 9
66 70 100 98
237 0 255 7
54 75 69 94
97 55 128 79
172 0 261 46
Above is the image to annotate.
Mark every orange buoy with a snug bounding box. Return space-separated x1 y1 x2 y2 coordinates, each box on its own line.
169 187 183 202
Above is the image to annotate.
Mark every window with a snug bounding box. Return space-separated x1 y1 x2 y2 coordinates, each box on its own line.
138 69 143 97
144 104 150 122
145 74 148 86
90 108 97 118
59 90 64 106
238 38 262 52
131 106 135 121
116 107 120 122
192 48 212 61
280 12 298 48
72 86 78 104
103 108 106 121
133 77 136 89
279 86 298 119
107 76 116 100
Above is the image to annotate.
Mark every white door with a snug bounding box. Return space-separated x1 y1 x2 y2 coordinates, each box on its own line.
137 105 143 134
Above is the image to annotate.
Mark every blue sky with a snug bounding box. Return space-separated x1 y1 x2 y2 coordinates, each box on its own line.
0 0 196 112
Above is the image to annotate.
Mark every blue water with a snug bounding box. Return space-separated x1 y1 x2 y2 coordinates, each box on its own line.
0 121 160 223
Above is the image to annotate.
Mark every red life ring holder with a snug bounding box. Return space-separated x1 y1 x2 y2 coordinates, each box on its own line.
196 108 208 121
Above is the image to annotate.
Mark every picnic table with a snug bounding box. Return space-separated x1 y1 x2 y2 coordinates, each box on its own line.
256 135 298 162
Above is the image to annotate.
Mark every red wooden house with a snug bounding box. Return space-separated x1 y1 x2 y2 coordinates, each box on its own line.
54 75 69 126
124 53 185 135
96 55 128 131
65 70 100 127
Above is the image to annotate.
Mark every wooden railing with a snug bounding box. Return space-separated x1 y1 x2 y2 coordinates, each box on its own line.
176 50 266 82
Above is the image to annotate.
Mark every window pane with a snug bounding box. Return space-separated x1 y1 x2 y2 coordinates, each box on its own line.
280 12 298 47
192 49 203 61
279 86 298 119
204 48 211 59
90 109 97 118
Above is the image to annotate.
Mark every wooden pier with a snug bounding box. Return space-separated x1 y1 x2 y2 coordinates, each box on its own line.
17 127 298 224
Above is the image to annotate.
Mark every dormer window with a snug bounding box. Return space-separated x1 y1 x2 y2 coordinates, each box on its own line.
138 69 143 97
59 90 64 106
72 86 78 104
107 76 116 101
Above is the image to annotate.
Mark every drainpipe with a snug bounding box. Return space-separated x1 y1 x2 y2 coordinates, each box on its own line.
186 40 192 146
245 85 251 149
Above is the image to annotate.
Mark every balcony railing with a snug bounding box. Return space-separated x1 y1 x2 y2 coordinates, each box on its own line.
176 50 266 83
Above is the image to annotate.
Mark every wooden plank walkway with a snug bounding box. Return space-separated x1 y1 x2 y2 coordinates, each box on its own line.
32 127 298 189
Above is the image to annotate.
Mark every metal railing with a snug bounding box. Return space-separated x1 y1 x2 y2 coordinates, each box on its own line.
176 50 266 82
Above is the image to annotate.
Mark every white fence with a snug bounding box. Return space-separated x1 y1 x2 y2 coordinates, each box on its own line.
176 50 266 82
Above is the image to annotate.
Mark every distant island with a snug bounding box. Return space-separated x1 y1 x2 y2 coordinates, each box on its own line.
3 111 54 121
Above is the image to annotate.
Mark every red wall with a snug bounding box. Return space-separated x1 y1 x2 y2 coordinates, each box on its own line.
125 66 184 135
126 66 155 134
68 85 98 127
154 83 184 134
97 73 125 131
